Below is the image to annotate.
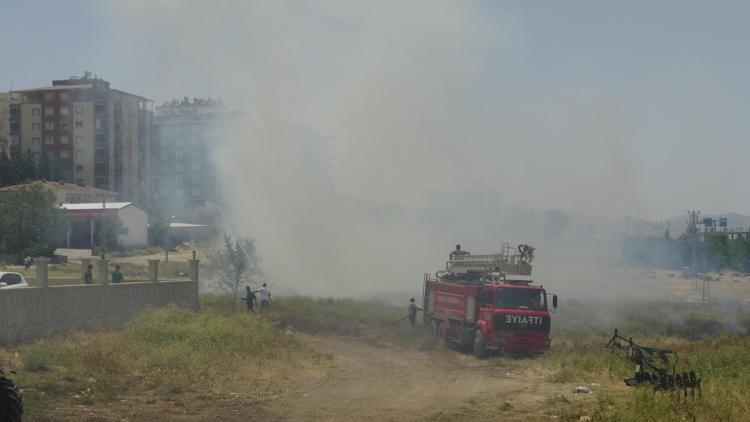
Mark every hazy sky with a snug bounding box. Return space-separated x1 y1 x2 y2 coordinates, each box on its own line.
2 1 749 220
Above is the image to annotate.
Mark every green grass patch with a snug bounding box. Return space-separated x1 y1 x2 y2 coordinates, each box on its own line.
0 305 321 417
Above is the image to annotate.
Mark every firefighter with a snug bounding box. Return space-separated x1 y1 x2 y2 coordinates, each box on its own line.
259 283 271 311
449 244 470 260
242 286 257 313
408 298 422 328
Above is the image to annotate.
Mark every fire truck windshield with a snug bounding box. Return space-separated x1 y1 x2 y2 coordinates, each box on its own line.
496 288 545 311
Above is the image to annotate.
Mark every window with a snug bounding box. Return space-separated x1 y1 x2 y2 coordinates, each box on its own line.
161 164 169 173
176 151 184 160
75 106 84 114
95 119 102 130
60 136 69 144
45 136 54 145
44 92 55 101
10 122 20 132
75 136 83 145
192 176 201 185
33 137 42 147
496 288 546 311
95 149 108 160
0 273 23 286
95 163 107 173
60 121 69 130
34 122 43 131
10 136 18 146
45 107 54 116
60 107 69 115
192 189 201 198
60 151 70 159
75 165 84 172
191 161 200 172
75 121 83 128
60 92 69 101
31 108 40 116
75 151 84 160
95 134 106 145
176 164 183 172
44 122 54 130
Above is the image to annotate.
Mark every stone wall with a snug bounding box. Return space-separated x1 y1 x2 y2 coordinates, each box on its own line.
0 258 200 345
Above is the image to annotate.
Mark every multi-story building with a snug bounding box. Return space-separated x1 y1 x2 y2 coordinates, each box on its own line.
151 97 238 217
9 73 153 205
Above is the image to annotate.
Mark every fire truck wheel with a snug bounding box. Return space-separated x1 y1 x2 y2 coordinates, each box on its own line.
473 329 487 359
429 321 438 337
0 374 23 422
436 323 446 342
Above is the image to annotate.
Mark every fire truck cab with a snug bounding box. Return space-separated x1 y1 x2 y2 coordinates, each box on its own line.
423 244 557 357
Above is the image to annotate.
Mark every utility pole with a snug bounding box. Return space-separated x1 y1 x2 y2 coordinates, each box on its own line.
687 210 709 301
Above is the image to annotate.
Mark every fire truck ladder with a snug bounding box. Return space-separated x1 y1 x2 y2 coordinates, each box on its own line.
446 244 533 277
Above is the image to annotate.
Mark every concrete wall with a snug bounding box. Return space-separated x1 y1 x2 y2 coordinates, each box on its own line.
0 280 199 345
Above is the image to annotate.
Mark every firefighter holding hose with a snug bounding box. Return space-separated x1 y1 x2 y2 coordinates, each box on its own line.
408 298 422 328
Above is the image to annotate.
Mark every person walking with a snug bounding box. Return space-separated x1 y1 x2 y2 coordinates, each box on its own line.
111 264 124 284
24 256 32 271
259 283 271 311
408 298 422 328
242 286 257 313
84 264 94 284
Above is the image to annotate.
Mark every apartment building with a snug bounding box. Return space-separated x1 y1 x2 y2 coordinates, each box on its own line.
9 73 153 205
151 97 238 217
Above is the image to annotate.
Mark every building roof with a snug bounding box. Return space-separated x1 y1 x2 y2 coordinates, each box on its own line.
61 202 136 211
13 84 94 92
13 84 151 101
169 223 209 229
0 181 115 196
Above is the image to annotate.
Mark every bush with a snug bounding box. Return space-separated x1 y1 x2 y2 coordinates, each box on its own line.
7 305 321 416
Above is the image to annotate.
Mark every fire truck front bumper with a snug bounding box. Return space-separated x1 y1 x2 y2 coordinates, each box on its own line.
491 331 550 353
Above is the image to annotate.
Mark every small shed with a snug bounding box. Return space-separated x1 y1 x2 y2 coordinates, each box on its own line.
61 202 148 249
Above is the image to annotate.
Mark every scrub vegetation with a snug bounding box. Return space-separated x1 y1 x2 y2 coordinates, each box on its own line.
0 305 325 418
538 301 750 421
2 294 749 420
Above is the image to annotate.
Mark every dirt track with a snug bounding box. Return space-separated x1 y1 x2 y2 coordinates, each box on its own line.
263 335 581 421
34 334 589 422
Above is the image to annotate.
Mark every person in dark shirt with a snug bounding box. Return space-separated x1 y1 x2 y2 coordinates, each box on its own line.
408 298 422 328
242 286 257 313
84 264 94 284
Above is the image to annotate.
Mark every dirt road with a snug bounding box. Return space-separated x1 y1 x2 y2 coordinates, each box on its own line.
263 335 583 421
35 334 590 422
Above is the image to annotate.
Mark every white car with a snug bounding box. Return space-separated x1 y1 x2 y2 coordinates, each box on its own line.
0 272 29 289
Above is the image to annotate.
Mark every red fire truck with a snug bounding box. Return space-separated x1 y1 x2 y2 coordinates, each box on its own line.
423 244 557 357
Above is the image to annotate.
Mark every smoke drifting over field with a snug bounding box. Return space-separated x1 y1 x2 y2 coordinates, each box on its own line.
98 2 750 297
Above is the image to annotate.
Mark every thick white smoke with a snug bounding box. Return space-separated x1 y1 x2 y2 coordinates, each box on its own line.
97 1 664 297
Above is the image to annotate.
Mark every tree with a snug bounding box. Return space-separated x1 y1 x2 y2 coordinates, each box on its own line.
99 217 129 251
0 150 14 187
0 182 68 260
208 234 262 300
15 149 39 183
